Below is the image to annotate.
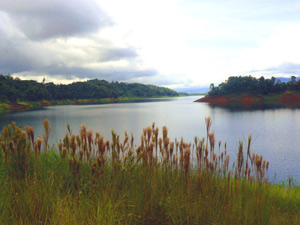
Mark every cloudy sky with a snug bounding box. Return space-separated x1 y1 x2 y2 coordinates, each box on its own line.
1 0 300 92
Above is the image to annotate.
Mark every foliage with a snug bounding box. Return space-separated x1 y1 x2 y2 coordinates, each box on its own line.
0 119 299 224
0 74 178 103
208 75 300 96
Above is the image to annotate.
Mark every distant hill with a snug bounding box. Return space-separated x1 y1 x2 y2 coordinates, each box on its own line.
195 75 300 108
207 75 300 97
0 74 178 103
276 77 300 83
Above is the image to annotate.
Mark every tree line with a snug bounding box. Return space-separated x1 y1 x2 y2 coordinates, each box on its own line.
0 74 178 103
208 75 300 96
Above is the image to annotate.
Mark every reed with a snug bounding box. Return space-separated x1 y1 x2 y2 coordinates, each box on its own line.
0 118 299 224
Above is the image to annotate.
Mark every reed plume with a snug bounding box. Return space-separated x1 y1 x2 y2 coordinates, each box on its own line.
43 119 51 152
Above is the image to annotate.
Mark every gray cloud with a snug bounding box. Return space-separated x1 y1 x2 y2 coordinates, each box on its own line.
0 10 156 83
0 40 156 82
99 47 138 62
0 0 112 40
22 64 157 82
0 30 154 81
250 62 300 75
0 53 32 74
0 22 36 73
0 42 33 74
128 75 189 87
0 1 162 86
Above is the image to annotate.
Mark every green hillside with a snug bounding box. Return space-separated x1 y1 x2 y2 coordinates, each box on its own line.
208 75 298 96
0 74 178 103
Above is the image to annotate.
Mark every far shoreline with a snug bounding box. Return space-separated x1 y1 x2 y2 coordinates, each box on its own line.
0 95 193 114
194 91 300 108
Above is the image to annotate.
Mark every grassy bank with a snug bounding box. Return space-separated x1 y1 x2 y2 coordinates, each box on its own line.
0 119 299 224
0 96 174 114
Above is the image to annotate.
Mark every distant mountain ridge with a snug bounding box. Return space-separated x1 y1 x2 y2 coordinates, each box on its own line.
276 77 300 83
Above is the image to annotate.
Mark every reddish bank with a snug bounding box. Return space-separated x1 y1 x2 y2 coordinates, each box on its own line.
195 92 300 107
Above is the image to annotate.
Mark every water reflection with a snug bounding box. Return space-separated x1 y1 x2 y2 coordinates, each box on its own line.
206 102 300 111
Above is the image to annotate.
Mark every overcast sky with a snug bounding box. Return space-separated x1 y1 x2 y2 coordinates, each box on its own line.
1 0 300 91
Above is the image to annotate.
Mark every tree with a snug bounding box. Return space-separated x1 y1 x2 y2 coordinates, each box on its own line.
291 76 296 83
271 76 276 85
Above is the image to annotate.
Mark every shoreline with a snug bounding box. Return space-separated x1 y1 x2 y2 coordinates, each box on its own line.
0 96 184 114
194 92 300 108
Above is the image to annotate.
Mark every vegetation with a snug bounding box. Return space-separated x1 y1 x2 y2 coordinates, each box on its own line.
0 74 178 103
208 75 300 96
0 118 299 224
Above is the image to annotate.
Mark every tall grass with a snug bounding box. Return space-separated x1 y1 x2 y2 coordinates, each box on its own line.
0 118 299 224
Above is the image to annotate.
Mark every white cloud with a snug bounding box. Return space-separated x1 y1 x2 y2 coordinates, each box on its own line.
232 24 300 78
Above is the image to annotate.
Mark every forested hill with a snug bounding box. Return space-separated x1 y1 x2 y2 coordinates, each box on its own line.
0 74 178 102
208 75 300 96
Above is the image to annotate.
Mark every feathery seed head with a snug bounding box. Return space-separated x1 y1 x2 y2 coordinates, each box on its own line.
67 124 71 135
79 149 84 161
36 136 42 153
62 147 67 159
76 135 81 148
58 142 63 154
43 119 49 133
205 117 212 134
154 127 159 138
162 126 168 140
87 129 93 148
63 132 69 150
146 126 152 143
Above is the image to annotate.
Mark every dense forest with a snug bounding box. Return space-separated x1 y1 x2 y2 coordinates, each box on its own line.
208 75 300 96
0 74 178 103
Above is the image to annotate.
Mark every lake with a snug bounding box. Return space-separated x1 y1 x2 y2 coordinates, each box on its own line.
0 95 299 183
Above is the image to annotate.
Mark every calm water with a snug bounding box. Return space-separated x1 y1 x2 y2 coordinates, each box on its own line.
0 96 300 183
